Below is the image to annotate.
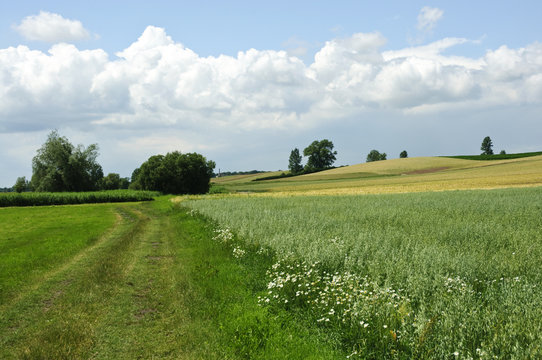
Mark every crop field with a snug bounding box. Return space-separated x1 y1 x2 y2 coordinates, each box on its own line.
183 186 542 358
215 155 542 194
3 155 542 358
0 189 159 207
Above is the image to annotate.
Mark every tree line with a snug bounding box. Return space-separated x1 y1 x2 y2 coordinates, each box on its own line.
288 140 408 175
287 136 502 175
13 131 215 195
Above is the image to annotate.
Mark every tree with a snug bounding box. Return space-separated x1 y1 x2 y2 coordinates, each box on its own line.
500 150 506 155
400 150 408 158
303 139 337 172
31 130 103 192
481 136 494 155
100 173 122 190
133 151 215 194
13 176 29 193
119 177 130 189
288 148 303 174
366 150 387 162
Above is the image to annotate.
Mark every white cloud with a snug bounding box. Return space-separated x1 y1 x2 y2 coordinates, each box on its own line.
14 11 91 43
417 6 444 33
2 25 542 186
2 26 542 134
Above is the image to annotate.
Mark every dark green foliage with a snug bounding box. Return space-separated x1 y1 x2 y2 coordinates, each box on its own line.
481 136 494 155
500 150 506 155
366 149 387 162
447 151 542 160
0 190 158 207
214 170 263 177
303 139 337 172
31 130 103 192
132 151 215 194
13 176 29 193
288 148 303 174
100 173 129 190
400 150 408 158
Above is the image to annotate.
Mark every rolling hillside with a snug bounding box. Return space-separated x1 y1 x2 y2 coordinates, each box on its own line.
213 155 542 194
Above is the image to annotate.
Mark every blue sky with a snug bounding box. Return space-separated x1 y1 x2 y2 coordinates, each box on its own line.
1 1 542 187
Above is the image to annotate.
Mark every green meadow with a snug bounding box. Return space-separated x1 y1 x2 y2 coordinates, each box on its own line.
2 155 542 358
0 197 343 359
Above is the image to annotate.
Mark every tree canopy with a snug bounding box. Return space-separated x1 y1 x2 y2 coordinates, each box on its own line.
31 131 103 192
481 136 494 155
400 150 408 158
131 151 215 194
303 139 337 172
100 173 130 190
366 150 387 162
13 176 29 193
288 148 303 174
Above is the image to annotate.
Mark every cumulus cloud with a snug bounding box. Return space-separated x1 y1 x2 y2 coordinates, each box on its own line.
1 25 542 135
417 6 444 33
14 11 91 43
3 24 542 186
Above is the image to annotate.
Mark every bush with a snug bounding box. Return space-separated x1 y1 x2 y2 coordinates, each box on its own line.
366 150 387 162
132 151 215 194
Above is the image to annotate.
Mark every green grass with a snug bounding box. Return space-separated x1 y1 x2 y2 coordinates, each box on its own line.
0 190 159 207
0 197 344 359
0 204 118 305
183 186 542 358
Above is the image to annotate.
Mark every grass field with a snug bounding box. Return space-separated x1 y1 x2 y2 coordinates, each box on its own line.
213 155 542 194
183 186 542 358
3 155 542 358
0 198 343 359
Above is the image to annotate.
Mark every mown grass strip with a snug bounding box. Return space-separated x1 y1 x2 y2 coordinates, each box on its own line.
0 190 159 207
0 197 345 359
0 203 118 306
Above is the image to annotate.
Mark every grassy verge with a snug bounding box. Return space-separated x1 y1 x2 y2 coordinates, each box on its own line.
0 190 159 207
0 197 344 359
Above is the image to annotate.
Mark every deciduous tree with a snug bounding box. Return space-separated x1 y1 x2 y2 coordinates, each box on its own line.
366 150 387 162
132 151 215 194
31 130 103 192
288 148 303 174
13 176 29 193
303 139 337 172
481 136 494 155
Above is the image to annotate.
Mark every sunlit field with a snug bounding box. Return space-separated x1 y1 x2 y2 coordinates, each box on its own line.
183 186 542 358
213 155 542 194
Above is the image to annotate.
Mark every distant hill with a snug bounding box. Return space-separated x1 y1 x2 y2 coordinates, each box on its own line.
213 155 542 195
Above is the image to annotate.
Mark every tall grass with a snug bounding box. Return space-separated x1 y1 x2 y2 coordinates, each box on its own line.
184 187 542 358
0 190 159 207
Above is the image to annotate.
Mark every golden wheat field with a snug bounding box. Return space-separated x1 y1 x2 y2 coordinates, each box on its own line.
211 155 542 195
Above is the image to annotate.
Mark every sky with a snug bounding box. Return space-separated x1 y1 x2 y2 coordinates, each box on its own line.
1 1 542 187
